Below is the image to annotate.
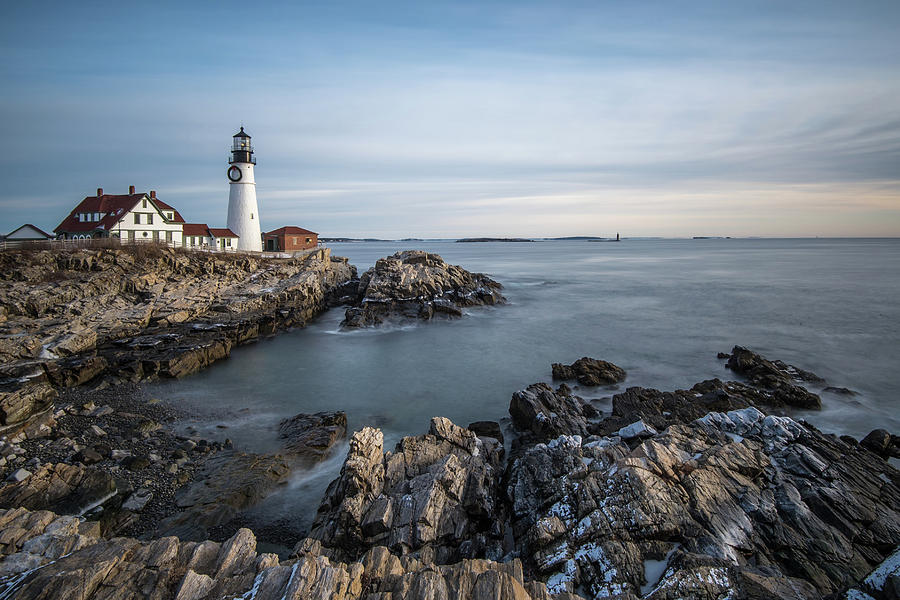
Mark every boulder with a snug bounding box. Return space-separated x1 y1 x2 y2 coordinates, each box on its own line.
551 357 626 386
860 428 899 458
155 451 291 541
277 411 347 462
0 463 116 516
509 383 594 441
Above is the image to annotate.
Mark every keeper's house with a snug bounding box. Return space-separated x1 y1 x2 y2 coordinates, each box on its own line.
54 186 185 244
263 226 318 252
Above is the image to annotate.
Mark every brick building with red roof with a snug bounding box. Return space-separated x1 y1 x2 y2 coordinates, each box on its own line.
263 226 318 252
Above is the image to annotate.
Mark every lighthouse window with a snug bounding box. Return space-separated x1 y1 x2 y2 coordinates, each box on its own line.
250 213 254 220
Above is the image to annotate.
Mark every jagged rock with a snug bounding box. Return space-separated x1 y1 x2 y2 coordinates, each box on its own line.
277 411 347 462
505 405 900 598
551 357 626 386
0 507 571 600
309 417 507 564
843 545 900 600
509 383 594 441
725 345 822 409
342 250 504 327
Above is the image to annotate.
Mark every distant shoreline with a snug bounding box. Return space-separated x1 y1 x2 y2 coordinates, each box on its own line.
456 237 535 243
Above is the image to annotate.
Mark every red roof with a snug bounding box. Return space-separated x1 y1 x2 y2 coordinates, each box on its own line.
54 191 184 233
265 226 318 236
152 199 185 223
208 228 238 238
182 223 211 236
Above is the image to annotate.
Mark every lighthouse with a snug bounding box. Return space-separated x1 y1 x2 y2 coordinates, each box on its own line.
226 127 262 252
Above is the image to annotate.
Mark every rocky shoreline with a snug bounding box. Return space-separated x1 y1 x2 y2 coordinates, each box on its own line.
0 344 898 599
0 245 357 433
0 248 898 599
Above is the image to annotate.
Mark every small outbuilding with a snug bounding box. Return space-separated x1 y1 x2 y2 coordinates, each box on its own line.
263 226 318 252
5 224 54 241
182 224 239 251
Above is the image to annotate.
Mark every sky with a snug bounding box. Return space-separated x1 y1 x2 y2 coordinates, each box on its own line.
1 1 899 238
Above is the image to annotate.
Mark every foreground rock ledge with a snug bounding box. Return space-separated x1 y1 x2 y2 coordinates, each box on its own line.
0 507 576 600
342 250 504 327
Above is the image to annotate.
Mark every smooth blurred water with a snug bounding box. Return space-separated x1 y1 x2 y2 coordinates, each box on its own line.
149 238 900 534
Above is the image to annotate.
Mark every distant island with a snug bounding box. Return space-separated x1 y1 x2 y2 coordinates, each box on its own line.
320 237 395 242
456 237 535 243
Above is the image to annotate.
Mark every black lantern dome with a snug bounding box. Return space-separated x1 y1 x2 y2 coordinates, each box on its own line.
230 127 256 164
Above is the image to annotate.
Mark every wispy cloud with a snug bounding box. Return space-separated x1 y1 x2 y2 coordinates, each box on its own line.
1 1 898 237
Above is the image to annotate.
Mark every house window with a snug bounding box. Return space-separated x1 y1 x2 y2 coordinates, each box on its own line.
167 213 173 220
190 236 196 247
142 199 147 208
306 238 311 243
165 231 172 242
147 214 153 225
134 213 140 225
226 238 232 246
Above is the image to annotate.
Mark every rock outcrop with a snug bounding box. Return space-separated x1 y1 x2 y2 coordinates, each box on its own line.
505 405 900 598
725 345 823 409
0 246 356 427
309 417 507 565
0 507 575 600
551 357 626 386
342 250 504 327
509 383 598 442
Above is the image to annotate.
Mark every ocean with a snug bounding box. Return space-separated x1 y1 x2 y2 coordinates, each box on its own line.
150 238 900 536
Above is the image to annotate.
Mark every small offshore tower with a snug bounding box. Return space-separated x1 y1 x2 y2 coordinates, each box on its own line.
226 127 262 252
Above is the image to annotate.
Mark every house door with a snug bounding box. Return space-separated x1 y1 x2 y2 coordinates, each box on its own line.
266 239 275 251
220 238 226 250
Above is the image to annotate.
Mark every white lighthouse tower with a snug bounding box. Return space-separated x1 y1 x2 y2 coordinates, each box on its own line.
226 127 262 252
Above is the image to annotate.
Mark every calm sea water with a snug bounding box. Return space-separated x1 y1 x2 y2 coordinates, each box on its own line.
150 238 900 535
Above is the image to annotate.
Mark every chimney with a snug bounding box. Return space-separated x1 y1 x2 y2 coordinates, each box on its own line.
97 187 103 197
150 190 156 199
129 185 135 194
